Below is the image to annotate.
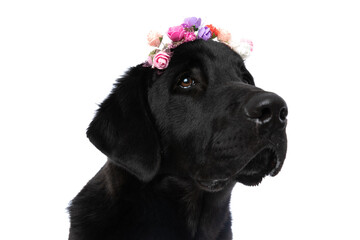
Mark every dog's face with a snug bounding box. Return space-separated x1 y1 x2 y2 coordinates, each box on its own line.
148 40 287 191
87 40 287 192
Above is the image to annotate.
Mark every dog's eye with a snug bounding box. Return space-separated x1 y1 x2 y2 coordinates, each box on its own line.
179 77 196 89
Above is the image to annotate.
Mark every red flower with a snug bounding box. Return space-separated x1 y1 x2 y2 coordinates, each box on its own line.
206 24 219 37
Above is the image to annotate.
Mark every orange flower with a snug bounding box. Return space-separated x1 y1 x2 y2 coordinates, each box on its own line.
206 24 219 37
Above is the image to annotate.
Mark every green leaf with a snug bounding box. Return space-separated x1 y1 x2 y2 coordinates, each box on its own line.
150 49 159 55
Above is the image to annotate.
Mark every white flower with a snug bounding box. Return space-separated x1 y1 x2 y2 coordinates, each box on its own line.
231 39 253 60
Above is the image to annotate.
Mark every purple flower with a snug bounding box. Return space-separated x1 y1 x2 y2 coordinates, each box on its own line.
182 17 202 29
197 26 212 41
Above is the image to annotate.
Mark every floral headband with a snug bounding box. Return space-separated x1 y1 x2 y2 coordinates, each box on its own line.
144 17 253 70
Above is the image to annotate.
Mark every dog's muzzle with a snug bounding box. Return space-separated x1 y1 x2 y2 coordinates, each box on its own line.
235 91 288 186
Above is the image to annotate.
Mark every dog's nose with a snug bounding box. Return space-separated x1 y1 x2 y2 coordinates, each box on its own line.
244 92 288 128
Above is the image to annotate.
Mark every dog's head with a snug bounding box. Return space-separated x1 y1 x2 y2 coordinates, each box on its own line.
87 40 287 192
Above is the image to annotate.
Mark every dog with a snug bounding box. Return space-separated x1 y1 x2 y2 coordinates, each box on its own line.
68 39 288 240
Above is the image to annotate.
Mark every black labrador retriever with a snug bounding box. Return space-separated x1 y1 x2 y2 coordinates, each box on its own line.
68 39 288 240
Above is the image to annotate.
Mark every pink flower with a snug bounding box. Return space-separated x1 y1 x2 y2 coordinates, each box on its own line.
217 28 232 43
147 31 163 47
152 51 171 69
167 25 185 42
184 31 196 42
147 55 153 66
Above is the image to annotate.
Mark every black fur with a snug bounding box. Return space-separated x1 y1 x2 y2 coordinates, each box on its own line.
68 40 288 240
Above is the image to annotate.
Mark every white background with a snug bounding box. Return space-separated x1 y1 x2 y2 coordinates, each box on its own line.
1 0 359 239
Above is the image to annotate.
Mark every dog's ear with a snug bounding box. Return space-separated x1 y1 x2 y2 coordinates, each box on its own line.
87 65 160 182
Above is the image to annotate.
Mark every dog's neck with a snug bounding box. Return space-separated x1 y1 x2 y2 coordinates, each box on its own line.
154 175 235 238
102 161 234 239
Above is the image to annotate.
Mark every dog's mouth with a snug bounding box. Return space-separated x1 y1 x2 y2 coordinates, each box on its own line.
236 147 282 186
196 144 286 191
196 178 230 192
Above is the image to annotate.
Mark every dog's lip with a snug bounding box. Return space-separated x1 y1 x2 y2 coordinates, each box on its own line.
196 178 230 192
267 147 285 177
269 152 282 176
236 146 284 183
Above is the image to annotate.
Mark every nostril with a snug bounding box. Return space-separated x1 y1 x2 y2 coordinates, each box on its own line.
259 107 272 122
279 107 288 122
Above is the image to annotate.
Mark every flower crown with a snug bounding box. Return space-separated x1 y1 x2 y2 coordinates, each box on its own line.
144 17 253 70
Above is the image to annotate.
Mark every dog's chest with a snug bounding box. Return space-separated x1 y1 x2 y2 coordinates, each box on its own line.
152 177 233 239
